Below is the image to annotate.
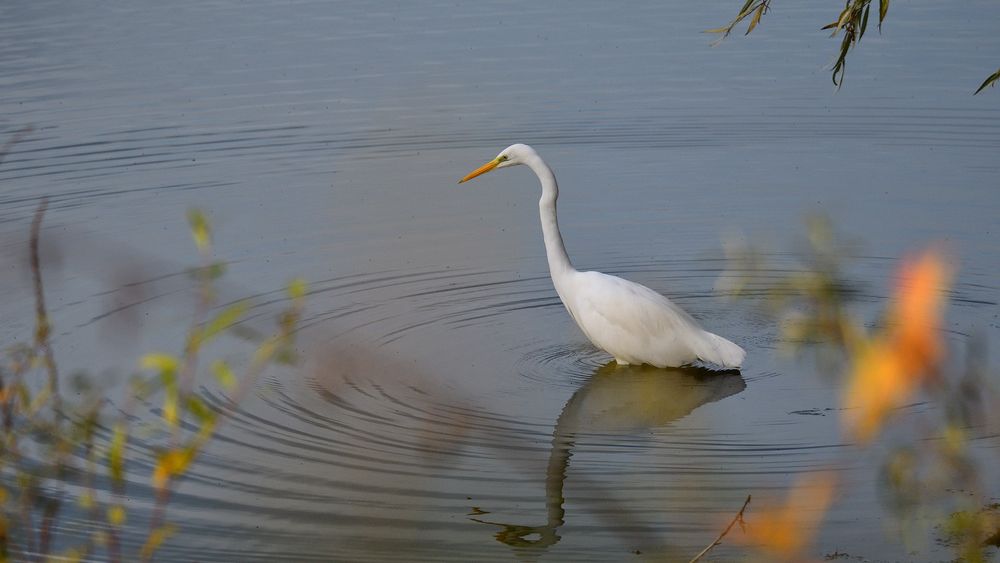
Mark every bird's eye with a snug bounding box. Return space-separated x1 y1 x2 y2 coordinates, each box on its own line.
498 155 508 162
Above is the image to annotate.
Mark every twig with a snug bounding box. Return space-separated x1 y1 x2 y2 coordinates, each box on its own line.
38 497 60 556
30 198 61 412
688 494 752 563
0 125 33 166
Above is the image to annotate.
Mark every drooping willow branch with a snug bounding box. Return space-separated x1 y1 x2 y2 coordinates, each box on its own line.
708 1 998 94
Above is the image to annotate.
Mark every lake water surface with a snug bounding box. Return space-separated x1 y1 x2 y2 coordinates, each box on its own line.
2 1 999 561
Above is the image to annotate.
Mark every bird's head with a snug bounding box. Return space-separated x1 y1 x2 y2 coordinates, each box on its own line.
458 143 538 183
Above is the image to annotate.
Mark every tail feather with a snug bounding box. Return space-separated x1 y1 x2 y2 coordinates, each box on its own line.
697 332 745 368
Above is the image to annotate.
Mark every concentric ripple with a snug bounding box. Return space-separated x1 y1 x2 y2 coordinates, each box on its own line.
55 255 970 562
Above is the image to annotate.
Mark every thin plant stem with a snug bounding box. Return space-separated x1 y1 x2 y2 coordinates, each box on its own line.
689 494 752 563
30 198 61 413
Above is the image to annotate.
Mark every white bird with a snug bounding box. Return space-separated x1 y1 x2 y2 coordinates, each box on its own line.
459 144 745 369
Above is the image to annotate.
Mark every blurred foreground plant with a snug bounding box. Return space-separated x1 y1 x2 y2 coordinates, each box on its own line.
0 201 306 562
701 216 999 561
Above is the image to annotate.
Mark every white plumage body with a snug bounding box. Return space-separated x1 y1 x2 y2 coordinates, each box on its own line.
556 270 745 368
460 143 745 369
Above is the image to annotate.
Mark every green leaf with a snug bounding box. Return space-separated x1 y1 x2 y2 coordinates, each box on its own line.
186 395 215 424
108 422 127 483
834 5 851 32
274 346 299 366
859 4 870 40
879 0 890 28
201 300 250 343
974 67 1000 95
736 0 755 19
187 261 227 283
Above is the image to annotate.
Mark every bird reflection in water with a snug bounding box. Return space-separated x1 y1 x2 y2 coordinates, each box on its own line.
471 363 746 555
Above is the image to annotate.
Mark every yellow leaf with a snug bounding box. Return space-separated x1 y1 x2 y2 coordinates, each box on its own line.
140 353 179 375
153 449 195 492
152 463 170 492
201 300 251 343
141 523 178 561
107 505 126 527
842 247 952 443
288 278 308 301
187 209 211 252
254 338 278 364
108 422 127 483
78 491 95 510
163 393 178 427
211 360 237 391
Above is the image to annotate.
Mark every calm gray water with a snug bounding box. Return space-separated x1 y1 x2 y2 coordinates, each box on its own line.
2 1 999 561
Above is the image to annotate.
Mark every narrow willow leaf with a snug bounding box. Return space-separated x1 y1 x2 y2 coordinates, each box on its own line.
835 6 852 31
860 4 870 39
746 5 763 35
879 0 890 27
974 67 1000 95
211 360 237 391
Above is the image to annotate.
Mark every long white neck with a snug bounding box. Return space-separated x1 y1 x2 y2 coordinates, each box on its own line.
526 155 575 280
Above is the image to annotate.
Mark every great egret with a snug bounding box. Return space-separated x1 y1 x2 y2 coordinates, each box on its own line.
459 144 745 369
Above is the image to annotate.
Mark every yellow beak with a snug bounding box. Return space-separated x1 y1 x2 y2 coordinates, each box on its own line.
458 157 500 184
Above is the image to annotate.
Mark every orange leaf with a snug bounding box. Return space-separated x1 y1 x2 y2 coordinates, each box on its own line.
842 247 952 443
736 472 837 559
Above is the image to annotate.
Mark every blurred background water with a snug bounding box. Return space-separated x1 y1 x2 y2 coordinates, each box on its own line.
1 0 999 560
